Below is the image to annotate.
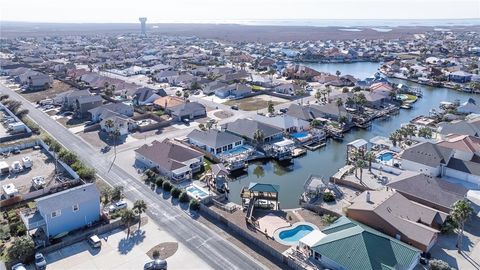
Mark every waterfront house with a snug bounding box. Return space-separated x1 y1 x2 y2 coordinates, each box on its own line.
222 118 283 144
297 216 420 270
400 142 453 176
457 98 480 114
252 114 310 133
347 189 446 252
202 81 228 95
134 139 204 182
187 129 244 155
88 102 133 123
387 173 468 213
21 183 101 239
437 118 480 138
166 102 206 121
448 71 472 83
100 112 135 136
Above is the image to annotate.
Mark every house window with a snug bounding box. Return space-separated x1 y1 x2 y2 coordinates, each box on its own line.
235 141 241 146
228 144 233 150
51 210 61 218
72 204 79 212
223 146 228 151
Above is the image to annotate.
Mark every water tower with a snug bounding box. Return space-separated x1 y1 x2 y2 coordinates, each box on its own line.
139 17 147 37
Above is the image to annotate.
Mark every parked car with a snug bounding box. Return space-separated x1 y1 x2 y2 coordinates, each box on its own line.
12 147 21 154
11 263 27 270
88 234 102 248
35 252 47 270
108 201 127 213
279 108 288 113
182 118 190 125
230 105 239 110
144 259 167 270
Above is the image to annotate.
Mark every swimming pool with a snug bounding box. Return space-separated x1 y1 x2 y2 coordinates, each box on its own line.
378 152 394 162
291 132 309 139
185 185 209 199
274 222 319 245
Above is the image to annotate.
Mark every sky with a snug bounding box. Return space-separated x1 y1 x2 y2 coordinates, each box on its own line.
0 0 479 23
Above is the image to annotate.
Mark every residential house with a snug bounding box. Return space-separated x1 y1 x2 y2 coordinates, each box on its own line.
88 103 134 123
56 89 92 110
100 112 135 136
153 96 185 110
27 73 53 91
187 129 244 155
387 173 468 213
74 95 103 118
166 102 206 121
133 87 166 106
202 81 227 95
274 83 303 96
215 83 252 99
457 98 480 114
298 216 420 270
347 189 447 252
448 71 472 83
21 183 100 238
134 139 204 182
437 118 480 138
400 142 453 176
252 114 310 133
222 119 283 144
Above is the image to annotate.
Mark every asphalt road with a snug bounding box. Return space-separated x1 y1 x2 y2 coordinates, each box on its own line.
0 84 267 270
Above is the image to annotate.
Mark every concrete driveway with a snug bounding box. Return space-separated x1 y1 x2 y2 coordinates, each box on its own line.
43 220 212 270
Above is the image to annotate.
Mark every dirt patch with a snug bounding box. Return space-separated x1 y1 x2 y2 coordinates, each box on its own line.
146 242 179 260
225 95 287 111
20 80 72 103
213 110 233 119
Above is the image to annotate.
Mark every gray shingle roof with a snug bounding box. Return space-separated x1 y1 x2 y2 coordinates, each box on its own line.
446 157 480 176
135 139 203 171
223 119 283 140
387 173 467 211
36 183 99 213
187 129 243 148
401 142 453 167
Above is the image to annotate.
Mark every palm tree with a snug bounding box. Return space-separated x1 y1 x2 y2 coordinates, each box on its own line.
355 159 366 183
364 151 376 172
121 209 136 238
253 130 264 145
335 70 341 78
314 89 322 103
450 199 473 253
389 130 402 147
335 98 344 118
325 85 332 100
133 200 147 230
100 186 112 205
111 128 121 158
418 127 432 139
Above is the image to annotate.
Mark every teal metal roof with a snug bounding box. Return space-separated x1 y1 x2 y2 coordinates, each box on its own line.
312 217 420 270
247 182 280 193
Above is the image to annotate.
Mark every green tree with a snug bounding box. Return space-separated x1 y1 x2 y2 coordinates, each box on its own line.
8 235 34 263
450 199 473 253
364 151 376 172
253 129 264 145
335 98 344 118
335 70 341 77
314 89 322 102
175 90 182 97
111 186 124 202
100 186 112 205
310 119 321 128
355 159 366 183
418 127 433 139
121 209 136 238
133 200 147 230
267 101 275 114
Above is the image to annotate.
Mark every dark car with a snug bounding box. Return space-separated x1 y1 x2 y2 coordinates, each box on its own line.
279 108 288 113
230 105 239 110
144 259 168 270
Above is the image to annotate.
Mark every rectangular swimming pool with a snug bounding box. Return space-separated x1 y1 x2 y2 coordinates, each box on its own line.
186 185 209 199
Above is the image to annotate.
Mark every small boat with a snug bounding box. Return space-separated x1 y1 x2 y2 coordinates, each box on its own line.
400 104 412 109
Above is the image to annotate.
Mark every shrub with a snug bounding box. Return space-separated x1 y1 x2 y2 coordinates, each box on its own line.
8 235 34 263
189 199 200 211
70 160 84 171
323 192 335 202
58 150 77 166
179 192 190 203
321 214 337 225
162 181 172 192
171 187 181 198
155 177 164 188
77 167 96 181
428 259 452 270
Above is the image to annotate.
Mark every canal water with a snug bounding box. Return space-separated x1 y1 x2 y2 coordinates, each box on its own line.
228 62 474 209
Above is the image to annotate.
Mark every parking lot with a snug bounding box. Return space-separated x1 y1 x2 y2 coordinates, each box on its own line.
42 219 212 270
0 147 69 197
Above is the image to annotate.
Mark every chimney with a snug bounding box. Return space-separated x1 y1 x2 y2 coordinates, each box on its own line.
366 191 371 203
